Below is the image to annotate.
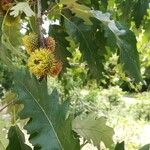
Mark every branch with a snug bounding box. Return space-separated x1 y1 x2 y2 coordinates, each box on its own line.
37 0 45 48
0 100 16 112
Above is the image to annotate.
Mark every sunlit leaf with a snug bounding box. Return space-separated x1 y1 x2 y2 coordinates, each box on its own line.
10 2 35 17
73 114 114 149
60 0 92 24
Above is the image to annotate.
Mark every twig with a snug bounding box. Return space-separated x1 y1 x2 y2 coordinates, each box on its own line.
80 141 88 148
0 100 16 112
37 0 45 48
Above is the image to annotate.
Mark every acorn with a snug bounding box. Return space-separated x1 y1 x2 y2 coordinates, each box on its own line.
28 48 56 77
45 36 56 52
22 33 39 54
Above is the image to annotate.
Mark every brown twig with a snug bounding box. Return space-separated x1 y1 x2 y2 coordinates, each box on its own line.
37 0 45 48
0 100 16 112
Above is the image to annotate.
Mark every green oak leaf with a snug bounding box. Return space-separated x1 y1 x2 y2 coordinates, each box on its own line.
60 0 92 24
0 141 5 150
92 10 142 82
6 125 32 150
133 0 150 28
0 115 11 150
1 14 24 58
2 17 22 49
41 0 49 11
115 141 125 150
49 25 72 71
13 69 80 150
0 16 3 41
64 17 106 80
10 2 35 17
140 144 150 150
72 114 114 149
142 19 150 44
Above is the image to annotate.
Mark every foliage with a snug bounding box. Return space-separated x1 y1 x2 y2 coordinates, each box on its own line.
140 144 150 150
73 114 114 149
0 0 149 149
0 63 13 98
131 102 150 121
6 125 32 150
115 142 125 150
10 2 35 17
13 69 80 150
0 114 10 150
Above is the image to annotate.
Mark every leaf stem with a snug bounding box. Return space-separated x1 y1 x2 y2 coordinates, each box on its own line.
0 100 16 112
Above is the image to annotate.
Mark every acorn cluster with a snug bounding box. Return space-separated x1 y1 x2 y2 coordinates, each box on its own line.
22 33 62 78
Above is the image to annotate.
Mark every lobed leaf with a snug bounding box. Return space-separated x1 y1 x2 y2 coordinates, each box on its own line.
115 141 125 150
60 0 92 25
133 0 150 28
73 114 114 149
6 125 32 150
10 2 35 17
13 69 80 150
140 144 150 150
64 16 106 80
49 25 72 71
92 10 142 82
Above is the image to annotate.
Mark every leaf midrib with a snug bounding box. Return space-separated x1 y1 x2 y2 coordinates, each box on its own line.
19 81 63 150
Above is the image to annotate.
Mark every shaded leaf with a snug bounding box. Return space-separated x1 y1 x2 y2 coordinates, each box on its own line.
72 114 114 149
133 0 150 28
115 141 125 150
6 125 32 150
29 16 38 33
64 17 106 80
140 144 150 150
13 69 80 150
41 0 50 11
49 25 72 71
116 23 142 82
92 10 142 82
